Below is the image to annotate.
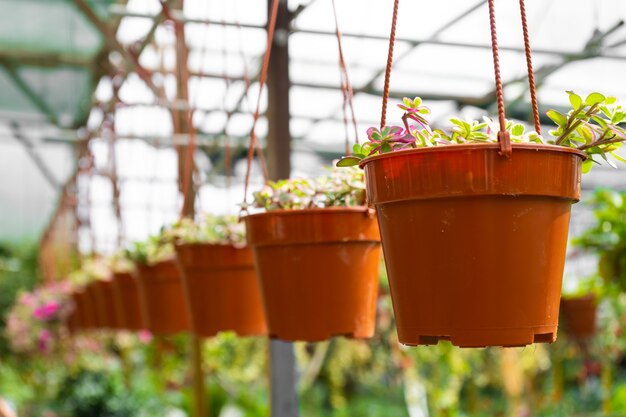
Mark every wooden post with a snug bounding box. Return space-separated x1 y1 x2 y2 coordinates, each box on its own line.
266 1 298 416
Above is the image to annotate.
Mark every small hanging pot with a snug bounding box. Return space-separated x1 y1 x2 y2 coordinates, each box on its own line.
111 271 146 331
93 280 122 330
135 259 190 335
361 144 584 347
84 282 104 329
70 290 87 330
245 207 381 342
175 244 267 338
560 294 597 340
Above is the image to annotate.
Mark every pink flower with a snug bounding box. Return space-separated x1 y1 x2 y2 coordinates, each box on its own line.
138 330 153 344
33 302 60 321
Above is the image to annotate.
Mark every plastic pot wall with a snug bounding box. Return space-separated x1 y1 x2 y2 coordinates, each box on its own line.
176 244 267 338
111 271 146 331
560 295 597 340
245 207 381 342
135 259 190 335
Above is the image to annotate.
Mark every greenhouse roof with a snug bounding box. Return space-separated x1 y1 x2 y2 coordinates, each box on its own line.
1 0 626 244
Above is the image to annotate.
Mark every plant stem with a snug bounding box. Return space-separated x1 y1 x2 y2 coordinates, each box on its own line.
556 105 599 145
578 137 625 151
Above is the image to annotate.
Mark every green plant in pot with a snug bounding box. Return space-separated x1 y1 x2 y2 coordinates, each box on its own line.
127 231 189 336
336 92 626 347
170 215 267 338
244 166 382 342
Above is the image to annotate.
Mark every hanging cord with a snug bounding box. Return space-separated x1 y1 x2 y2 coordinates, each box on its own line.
242 0 280 211
488 0 512 157
332 0 359 155
518 0 541 135
380 0 400 129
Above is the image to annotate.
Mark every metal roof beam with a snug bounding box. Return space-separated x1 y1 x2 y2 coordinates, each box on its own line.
73 0 163 99
0 61 59 125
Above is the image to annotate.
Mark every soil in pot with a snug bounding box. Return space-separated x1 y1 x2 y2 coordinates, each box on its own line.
560 295 597 340
176 244 267 338
361 144 584 347
111 271 146 331
135 259 190 335
245 207 381 342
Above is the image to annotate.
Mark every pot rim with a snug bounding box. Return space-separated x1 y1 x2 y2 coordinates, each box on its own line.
175 242 249 250
359 143 586 167
243 206 371 220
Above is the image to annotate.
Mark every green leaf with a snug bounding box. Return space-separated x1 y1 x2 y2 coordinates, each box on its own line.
449 118 465 128
591 115 608 129
612 111 626 124
568 91 583 109
606 96 617 105
547 110 567 126
336 156 361 167
585 92 606 106
413 97 422 107
352 143 362 155
403 97 412 107
511 123 525 136
381 142 392 153
582 158 594 174
611 151 626 163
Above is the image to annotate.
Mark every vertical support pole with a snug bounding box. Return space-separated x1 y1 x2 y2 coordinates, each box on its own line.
191 334 206 417
266 1 298 417
266 0 291 180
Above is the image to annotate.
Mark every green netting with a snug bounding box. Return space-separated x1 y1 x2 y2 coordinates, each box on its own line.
0 0 112 60
0 0 116 127
0 67 42 114
18 66 94 128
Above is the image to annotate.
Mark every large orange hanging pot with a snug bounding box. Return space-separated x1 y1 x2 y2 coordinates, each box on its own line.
111 271 145 331
560 294 597 340
245 207 381 342
135 259 190 335
175 244 267 338
361 144 584 347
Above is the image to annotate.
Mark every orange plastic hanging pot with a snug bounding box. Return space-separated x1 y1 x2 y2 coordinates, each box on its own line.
245 207 381 342
111 271 145 331
135 259 190 335
67 292 83 333
361 143 584 347
84 282 103 329
175 244 267 338
560 294 597 340
93 280 122 330
70 290 87 330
